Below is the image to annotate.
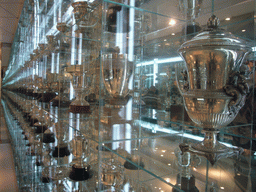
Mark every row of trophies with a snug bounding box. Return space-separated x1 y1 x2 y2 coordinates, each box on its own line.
2 0 254 191
3 90 159 191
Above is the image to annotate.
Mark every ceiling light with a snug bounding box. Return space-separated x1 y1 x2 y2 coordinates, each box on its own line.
164 39 167 41
242 29 246 32
171 33 175 35
169 19 176 26
225 17 231 21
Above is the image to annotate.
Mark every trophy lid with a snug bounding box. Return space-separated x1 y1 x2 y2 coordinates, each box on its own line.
179 15 252 51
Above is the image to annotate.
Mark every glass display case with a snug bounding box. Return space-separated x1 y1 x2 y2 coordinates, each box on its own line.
1 0 256 191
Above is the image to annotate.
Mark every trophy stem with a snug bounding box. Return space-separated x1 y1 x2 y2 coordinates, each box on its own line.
202 129 219 149
180 129 243 165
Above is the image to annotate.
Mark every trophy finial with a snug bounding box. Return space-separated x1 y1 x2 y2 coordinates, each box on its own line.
207 15 220 29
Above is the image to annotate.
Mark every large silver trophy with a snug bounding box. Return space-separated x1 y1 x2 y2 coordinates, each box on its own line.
177 15 251 165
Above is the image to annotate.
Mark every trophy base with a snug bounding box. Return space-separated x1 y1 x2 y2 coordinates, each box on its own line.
43 133 55 143
69 105 91 113
105 97 129 108
69 165 92 181
179 130 243 165
52 145 70 158
50 97 71 107
85 93 98 104
124 157 145 170
173 174 199 192
38 92 56 102
41 176 51 183
36 159 42 166
29 117 38 126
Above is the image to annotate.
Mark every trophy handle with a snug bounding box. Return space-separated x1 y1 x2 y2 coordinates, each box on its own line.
223 64 250 116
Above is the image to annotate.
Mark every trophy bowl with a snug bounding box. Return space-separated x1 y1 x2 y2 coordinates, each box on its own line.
177 15 251 164
102 53 133 106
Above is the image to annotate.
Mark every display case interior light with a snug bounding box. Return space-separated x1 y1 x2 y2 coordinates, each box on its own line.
136 56 183 67
169 19 176 26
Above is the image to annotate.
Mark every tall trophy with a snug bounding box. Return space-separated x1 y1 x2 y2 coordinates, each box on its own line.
177 15 251 165
67 0 99 113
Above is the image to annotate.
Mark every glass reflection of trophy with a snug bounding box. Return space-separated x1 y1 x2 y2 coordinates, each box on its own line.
33 110 49 137
41 127 56 183
99 158 125 191
105 0 130 33
48 121 70 181
52 121 70 158
179 0 203 38
72 0 97 34
177 15 251 165
102 51 133 107
50 21 72 107
37 35 58 102
123 129 145 170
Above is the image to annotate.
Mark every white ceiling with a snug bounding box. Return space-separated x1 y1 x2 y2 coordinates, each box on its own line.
0 0 24 67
